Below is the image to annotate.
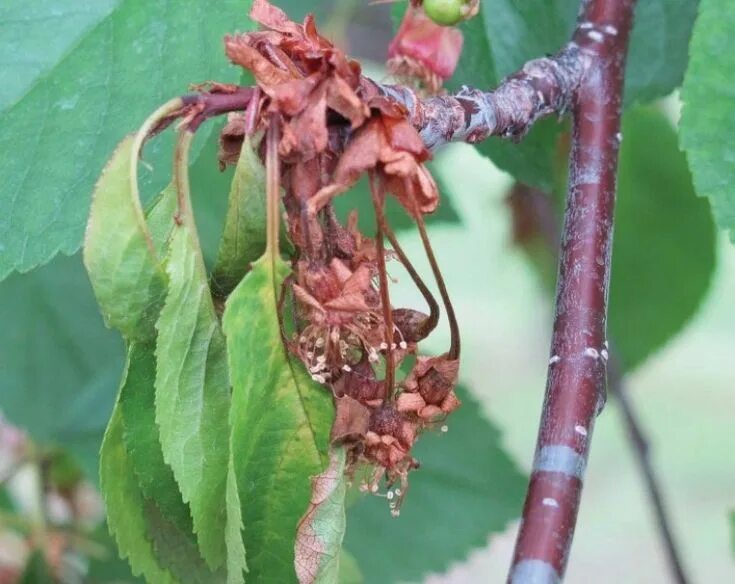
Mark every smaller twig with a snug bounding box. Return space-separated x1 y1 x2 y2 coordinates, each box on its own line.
369 173 397 399
382 220 440 338
413 210 460 360
608 353 691 584
265 115 282 257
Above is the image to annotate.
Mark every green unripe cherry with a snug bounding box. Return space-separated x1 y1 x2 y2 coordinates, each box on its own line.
423 0 465 27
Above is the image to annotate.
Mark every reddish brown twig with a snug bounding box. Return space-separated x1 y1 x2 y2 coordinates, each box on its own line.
507 1 636 581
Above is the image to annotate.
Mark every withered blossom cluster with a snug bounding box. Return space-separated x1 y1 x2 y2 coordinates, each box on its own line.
219 0 461 510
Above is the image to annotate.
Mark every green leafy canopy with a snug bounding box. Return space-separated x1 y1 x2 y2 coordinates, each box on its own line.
0 0 248 279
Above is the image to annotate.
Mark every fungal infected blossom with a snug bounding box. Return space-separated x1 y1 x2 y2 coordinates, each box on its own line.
221 0 461 511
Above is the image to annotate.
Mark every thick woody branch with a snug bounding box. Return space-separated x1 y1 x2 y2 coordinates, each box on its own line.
508 0 636 582
508 184 691 584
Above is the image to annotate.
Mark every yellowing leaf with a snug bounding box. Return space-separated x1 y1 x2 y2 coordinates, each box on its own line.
223 250 334 583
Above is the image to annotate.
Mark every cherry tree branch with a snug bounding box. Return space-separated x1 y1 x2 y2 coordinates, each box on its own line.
507 1 637 582
368 43 586 148
172 42 588 151
509 183 691 583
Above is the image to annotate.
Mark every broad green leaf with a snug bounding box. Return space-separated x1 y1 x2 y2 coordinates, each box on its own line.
84 135 166 341
0 253 123 481
680 0 735 242
0 1 118 110
609 108 716 371
223 251 334 583
100 406 174 584
105 346 223 584
345 385 526 583
0 0 250 279
119 343 222 584
625 0 699 104
295 448 348 584
211 135 268 297
155 133 242 572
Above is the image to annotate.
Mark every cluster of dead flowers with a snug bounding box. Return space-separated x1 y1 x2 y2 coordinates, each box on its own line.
219 0 461 511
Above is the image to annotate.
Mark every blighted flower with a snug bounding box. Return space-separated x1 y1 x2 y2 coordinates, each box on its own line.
220 0 462 513
388 4 465 94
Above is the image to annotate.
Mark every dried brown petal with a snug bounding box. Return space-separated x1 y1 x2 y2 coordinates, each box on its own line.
404 354 459 405
396 391 426 413
332 357 385 403
331 396 371 443
224 36 293 87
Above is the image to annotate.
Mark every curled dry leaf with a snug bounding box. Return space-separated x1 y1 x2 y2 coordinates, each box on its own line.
295 448 349 584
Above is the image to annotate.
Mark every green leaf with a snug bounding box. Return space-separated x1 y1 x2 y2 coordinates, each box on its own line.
0 0 249 279
0 1 118 110
0 253 123 481
104 345 225 584
625 0 699 104
223 251 334 583
211 135 268 297
730 511 735 557
345 385 526 583
84 135 166 341
154 133 243 572
609 108 716 371
119 342 222 584
680 0 735 242
295 448 348 584
101 405 175 584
